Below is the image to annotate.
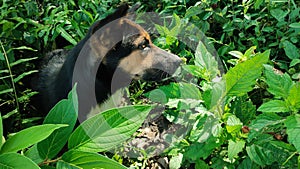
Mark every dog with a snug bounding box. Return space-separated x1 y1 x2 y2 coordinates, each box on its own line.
35 4 181 118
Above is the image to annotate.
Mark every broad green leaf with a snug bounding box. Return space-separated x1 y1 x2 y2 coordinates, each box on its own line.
182 65 204 78
285 115 300 152
0 153 40 169
226 115 243 134
237 157 260 169
258 100 289 112
25 144 43 164
289 23 300 29
270 8 289 22
146 82 201 104
282 40 300 59
231 96 256 124
184 137 221 160
246 142 291 166
0 124 67 154
195 41 220 81
264 65 293 99
169 153 183 169
225 50 269 96
248 113 284 142
38 85 78 159
203 80 226 117
190 115 222 143
290 59 300 67
228 140 245 161
287 82 300 110
178 83 201 100
57 161 81 169
195 160 210 169
68 105 152 152
62 150 127 169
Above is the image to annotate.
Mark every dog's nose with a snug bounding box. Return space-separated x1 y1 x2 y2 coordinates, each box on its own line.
171 54 182 68
174 57 182 67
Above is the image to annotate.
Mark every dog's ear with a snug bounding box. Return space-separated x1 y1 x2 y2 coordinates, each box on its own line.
90 4 129 34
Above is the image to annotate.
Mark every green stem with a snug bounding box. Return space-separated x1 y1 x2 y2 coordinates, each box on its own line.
0 40 20 115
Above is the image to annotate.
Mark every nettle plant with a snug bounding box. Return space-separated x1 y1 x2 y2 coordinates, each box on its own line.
0 85 152 168
138 13 299 167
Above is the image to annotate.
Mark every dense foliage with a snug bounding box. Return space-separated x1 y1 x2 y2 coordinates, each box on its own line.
0 0 299 168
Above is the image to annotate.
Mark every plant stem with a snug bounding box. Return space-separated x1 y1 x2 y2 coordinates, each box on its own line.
0 40 20 116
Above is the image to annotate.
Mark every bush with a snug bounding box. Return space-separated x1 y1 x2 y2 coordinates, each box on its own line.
0 0 299 168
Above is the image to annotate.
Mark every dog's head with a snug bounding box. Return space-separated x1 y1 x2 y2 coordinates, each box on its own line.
89 4 181 82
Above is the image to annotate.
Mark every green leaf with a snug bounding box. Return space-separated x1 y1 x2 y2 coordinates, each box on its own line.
24 145 43 164
57 161 81 169
282 40 300 59
228 50 244 59
146 82 201 104
237 157 260 169
195 160 210 169
190 115 222 143
195 41 220 81
270 8 289 22
68 105 152 152
254 0 264 9
0 153 40 169
9 57 38 67
62 150 127 169
169 153 183 169
185 6 202 19
290 59 300 67
13 70 38 83
182 65 204 78
37 85 78 159
285 115 300 152
231 96 256 124
258 100 290 112
56 26 77 45
244 46 256 59
225 50 269 96
287 82 300 110
248 113 283 142
0 124 67 154
264 65 293 99
169 13 181 37
246 141 291 166
289 23 300 29
184 137 221 160
203 80 226 118
228 140 245 161
0 114 3 148
226 115 243 134
0 52 4 61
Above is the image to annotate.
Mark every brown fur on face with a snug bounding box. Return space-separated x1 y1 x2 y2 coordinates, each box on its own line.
118 31 181 81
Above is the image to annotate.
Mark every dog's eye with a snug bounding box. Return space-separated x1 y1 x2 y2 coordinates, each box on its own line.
138 44 147 50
